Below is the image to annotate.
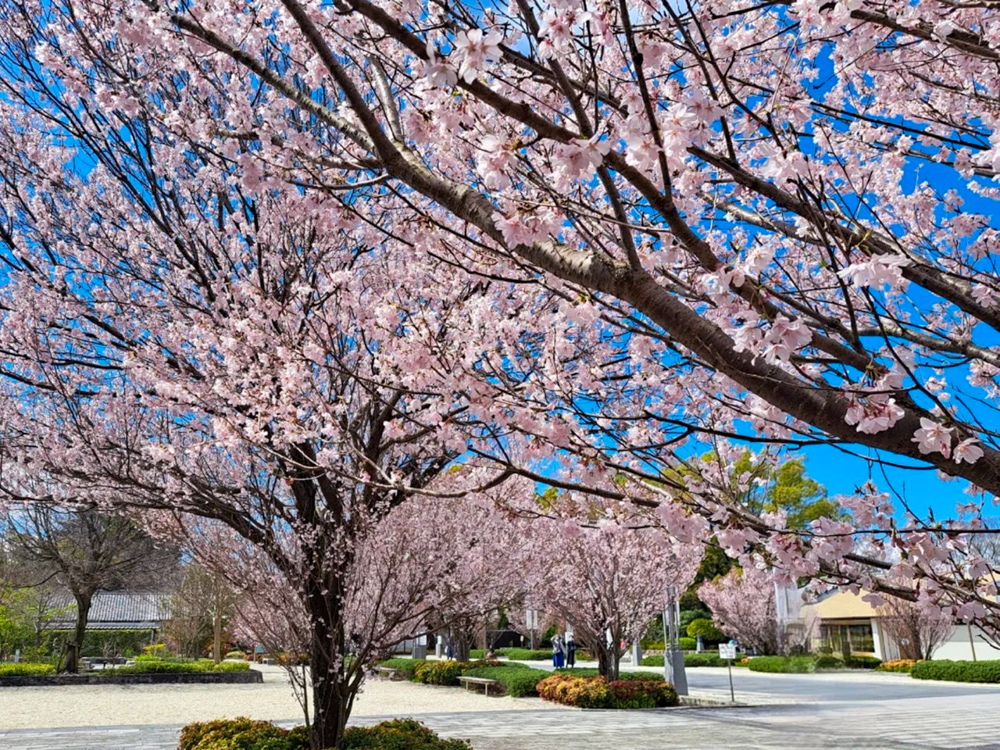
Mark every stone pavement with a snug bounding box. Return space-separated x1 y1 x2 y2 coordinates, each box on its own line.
5 695 1000 750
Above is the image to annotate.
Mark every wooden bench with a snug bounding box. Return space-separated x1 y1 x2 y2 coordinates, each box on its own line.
458 675 499 697
374 666 399 681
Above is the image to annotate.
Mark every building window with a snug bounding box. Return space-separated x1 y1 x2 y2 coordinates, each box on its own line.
820 622 874 654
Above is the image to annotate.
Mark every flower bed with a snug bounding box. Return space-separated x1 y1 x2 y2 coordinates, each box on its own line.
536 673 678 709
877 659 919 673
179 717 470 750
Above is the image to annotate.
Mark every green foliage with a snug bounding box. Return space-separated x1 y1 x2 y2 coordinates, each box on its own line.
640 655 663 667
813 655 843 670
537 673 678 709
555 668 664 681
413 660 466 685
678 637 696 651
0 662 56 676
686 618 725 642
225 651 246 660
377 657 423 681
459 665 549 697
112 658 249 675
468 649 485 660
747 656 816 674
143 643 173 658
177 720 304 750
679 607 712 632
910 660 1000 683
496 648 551 661
343 719 472 750
845 655 882 670
178 717 472 750
684 652 726 667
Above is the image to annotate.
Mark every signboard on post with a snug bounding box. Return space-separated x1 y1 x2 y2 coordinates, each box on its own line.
719 642 737 702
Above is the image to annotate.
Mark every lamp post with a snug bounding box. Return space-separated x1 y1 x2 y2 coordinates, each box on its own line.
662 585 688 695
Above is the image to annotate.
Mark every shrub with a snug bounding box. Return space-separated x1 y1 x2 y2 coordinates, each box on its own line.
814 655 843 670
678 637 696 651
747 656 815 674
911 660 1000 683
343 719 471 749
178 718 309 750
640 655 663 667
413 660 466 686
878 659 919 673
142 643 173 659
497 648 552 661
845 655 882 670
641 640 665 650
468 649 485 660
537 673 678 709
112 658 249 675
683 652 725 668
459 665 549 697
555 668 664 681
178 718 468 750
225 651 246 660
377 658 424 681
0 662 56 677
686 619 725 643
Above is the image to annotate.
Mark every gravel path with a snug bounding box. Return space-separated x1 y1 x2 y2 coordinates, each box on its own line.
0 665 559 730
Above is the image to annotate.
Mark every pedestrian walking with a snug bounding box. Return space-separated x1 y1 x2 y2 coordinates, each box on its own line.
552 634 565 668
566 637 578 668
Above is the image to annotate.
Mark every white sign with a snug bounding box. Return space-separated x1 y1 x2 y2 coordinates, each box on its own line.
718 643 737 660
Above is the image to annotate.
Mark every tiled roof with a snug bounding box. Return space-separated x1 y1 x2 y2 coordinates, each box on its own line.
48 590 172 630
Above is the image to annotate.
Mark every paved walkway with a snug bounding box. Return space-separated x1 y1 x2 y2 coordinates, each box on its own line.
5 694 1000 750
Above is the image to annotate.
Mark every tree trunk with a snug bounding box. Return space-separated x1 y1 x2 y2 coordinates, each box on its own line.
213 604 222 664
64 591 92 674
308 629 350 750
595 643 619 681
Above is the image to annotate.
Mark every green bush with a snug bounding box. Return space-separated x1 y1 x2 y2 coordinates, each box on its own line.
378 658 424 681
414 660 466 685
640 655 663 667
814 655 843 670
468 649 485 660
343 719 471 749
459 665 549 697
178 718 469 750
747 656 815 674
537 673 678 709
225 651 246 660
678 637 696 651
686 619 725 643
112 658 250 675
178 718 309 750
497 648 552 661
0 662 56 677
142 643 173 659
641 640 665 650
684 652 726 667
911 660 1000 683
555 668 664 681
845 655 882 670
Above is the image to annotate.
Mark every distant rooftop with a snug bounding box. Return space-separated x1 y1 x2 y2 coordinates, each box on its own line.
49 590 172 630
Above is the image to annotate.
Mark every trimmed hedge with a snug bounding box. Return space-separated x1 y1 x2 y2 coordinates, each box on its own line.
844 655 882 670
178 718 470 750
878 659 919 673
537 673 679 709
113 658 250 675
497 648 552 661
0 662 56 677
911 660 1000 683
378 657 423 680
413 660 466 686
459 665 549 696
747 656 816 673
555 668 664 682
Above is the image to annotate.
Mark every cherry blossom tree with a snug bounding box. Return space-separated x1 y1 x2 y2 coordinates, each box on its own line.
877 592 956 661
699 566 779 655
4 0 1000 729
521 502 701 680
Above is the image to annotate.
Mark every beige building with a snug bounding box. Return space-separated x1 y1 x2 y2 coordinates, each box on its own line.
800 590 1000 661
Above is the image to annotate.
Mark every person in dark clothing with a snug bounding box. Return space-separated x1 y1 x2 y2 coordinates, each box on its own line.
566 637 578 668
